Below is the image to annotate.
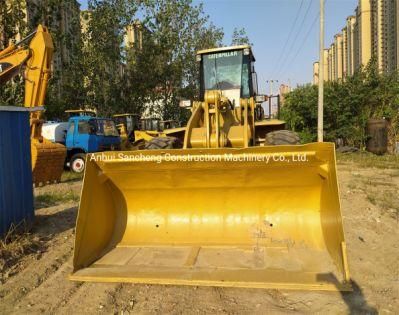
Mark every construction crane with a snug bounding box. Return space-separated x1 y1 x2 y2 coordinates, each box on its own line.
0 25 66 186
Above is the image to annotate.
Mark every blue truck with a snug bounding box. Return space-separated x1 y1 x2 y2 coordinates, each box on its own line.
42 115 121 173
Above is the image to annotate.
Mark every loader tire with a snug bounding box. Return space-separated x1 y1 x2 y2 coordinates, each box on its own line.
144 137 182 150
265 130 300 145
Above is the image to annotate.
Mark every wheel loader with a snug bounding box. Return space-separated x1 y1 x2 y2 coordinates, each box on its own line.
0 25 66 186
71 45 351 291
113 113 185 150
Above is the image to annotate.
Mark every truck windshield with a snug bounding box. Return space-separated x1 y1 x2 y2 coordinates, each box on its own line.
94 119 119 137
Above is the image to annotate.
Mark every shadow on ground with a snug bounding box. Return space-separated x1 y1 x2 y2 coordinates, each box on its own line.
34 206 77 238
318 273 377 314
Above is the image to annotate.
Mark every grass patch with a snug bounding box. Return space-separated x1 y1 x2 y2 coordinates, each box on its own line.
61 171 83 183
337 151 399 169
35 190 79 208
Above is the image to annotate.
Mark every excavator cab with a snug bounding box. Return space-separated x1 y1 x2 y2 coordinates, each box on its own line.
71 46 350 291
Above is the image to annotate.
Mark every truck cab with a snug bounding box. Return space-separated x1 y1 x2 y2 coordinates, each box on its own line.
66 116 120 173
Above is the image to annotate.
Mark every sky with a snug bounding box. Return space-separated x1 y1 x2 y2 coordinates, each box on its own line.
78 0 358 94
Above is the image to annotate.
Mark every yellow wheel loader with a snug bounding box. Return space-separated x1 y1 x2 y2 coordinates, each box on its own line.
113 114 185 150
0 25 66 186
71 45 351 291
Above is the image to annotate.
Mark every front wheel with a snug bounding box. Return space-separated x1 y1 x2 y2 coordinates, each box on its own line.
265 130 300 145
70 153 86 173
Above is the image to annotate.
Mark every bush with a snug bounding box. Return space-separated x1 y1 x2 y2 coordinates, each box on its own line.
281 60 399 148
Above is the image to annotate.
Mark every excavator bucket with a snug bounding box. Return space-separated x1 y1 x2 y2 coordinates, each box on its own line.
70 142 351 291
31 139 66 186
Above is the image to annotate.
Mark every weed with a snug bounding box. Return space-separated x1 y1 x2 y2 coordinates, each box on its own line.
337 151 399 169
35 190 79 208
0 221 44 283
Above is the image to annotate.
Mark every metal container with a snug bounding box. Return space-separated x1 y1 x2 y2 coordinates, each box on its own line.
366 119 388 155
0 106 34 237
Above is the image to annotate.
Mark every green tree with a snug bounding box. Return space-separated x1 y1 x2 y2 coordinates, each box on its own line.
136 0 224 123
0 0 27 107
281 60 399 148
231 27 252 46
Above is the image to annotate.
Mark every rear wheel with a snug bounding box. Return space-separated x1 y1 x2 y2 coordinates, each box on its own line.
144 137 182 150
70 153 86 173
265 130 300 145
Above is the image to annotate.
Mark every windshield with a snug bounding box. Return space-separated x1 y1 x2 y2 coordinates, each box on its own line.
94 119 119 137
203 50 243 90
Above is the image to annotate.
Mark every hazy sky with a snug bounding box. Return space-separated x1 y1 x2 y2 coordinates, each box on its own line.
78 0 358 93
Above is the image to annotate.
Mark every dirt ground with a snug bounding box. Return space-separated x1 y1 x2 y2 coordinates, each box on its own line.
0 157 398 314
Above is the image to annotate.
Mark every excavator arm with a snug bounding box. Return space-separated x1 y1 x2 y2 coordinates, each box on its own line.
0 25 53 107
0 25 66 186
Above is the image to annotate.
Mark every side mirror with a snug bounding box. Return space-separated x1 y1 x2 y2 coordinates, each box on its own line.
179 99 192 108
255 95 268 103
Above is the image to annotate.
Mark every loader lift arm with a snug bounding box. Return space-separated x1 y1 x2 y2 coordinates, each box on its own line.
0 25 66 185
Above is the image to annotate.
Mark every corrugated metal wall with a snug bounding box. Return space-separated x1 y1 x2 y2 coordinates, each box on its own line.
0 107 34 237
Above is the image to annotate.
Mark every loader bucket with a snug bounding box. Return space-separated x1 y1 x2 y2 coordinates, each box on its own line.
70 142 351 291
31 139 67 186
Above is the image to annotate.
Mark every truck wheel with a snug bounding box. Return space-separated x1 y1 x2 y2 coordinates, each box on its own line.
144 137 181 150
70 153 86 173
265 130 300 145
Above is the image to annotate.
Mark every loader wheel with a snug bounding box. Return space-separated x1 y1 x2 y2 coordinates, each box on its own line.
144 137 182 150
265 130 300 145
70 153 86 173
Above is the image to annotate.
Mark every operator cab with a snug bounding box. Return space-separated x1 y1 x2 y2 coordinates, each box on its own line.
197 45 258 106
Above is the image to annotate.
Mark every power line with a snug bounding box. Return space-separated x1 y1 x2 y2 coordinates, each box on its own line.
270 0 304 77
279 12 319 78
273 0 313 78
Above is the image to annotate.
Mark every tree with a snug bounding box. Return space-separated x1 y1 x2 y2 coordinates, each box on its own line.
0 0 27 107
280 60 399 148
231 27 252 46
81 0 138 116
134 0 224 122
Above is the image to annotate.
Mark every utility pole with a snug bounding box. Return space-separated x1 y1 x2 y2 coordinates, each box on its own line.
266 80 278 118
266 79 278 96
318 0 324 142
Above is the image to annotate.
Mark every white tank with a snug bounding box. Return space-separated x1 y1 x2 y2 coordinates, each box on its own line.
42 122 69 144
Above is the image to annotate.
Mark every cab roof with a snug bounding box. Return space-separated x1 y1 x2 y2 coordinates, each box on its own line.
197 45 255 61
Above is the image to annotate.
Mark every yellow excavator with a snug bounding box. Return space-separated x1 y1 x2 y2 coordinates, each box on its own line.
0 25 66 186
71 45 351 291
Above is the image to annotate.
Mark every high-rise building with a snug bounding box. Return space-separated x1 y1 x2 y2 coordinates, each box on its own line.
124 21 144 50
356 0 373 66
323 49 329 82
342 27 348 77
331 43 336 80
313 62 319 85
334 34 343 80
347 16 357 76
328 46 333 81
312 0 397 84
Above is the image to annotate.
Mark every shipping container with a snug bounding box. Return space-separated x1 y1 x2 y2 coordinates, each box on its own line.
0 106 34 237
